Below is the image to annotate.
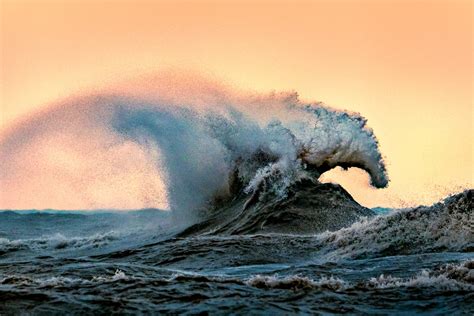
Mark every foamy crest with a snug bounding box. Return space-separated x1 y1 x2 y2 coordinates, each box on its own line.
246 260 473 292
246 274 348 291
0 232 119 254
368 260 474 291
316 190 473 259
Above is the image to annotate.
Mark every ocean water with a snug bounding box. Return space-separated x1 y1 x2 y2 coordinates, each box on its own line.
0 74 472 314
0 189 472 314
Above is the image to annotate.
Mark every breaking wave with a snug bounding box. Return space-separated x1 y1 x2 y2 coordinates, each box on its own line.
0 73 387 223
172 189 472 259
1 72 472 314
366 260 474 291
315 189 473 259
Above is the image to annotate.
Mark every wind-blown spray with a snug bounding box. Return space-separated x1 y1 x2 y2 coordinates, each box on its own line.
0 73 388 222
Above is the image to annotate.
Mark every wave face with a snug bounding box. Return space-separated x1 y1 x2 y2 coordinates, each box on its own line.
0 73 387 222
177 180 375 236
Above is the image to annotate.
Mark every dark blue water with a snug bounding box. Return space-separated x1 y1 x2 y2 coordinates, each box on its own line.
0 191 472 315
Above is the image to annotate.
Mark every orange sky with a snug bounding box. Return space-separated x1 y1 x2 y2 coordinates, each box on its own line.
0 0 472 209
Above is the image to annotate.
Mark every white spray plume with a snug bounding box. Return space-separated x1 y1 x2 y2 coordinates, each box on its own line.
0 72 388 222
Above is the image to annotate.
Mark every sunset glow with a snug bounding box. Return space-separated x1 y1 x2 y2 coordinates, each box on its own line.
1 0 472 209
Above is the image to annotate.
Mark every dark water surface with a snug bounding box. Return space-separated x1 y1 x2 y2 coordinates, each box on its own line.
0 190 472 315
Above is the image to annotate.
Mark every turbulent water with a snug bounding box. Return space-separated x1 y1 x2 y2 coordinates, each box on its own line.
0 74 473 314
0 189 472 314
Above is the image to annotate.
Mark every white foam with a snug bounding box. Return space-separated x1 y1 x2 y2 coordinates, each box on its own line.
368 260 474 291
245 260 473 292
92 269 128 282
246 274 348 291
1 269 131 288
0 231 119 253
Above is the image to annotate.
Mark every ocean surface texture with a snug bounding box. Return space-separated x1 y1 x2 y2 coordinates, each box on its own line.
0 187 472 314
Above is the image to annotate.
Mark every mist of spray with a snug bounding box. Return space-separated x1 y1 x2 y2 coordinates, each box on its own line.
0 73 388 223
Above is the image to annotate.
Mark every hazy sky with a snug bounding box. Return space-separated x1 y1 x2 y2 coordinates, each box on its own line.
0 0 472 209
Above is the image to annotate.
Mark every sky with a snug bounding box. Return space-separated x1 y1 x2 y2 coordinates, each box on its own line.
0 0 472 209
